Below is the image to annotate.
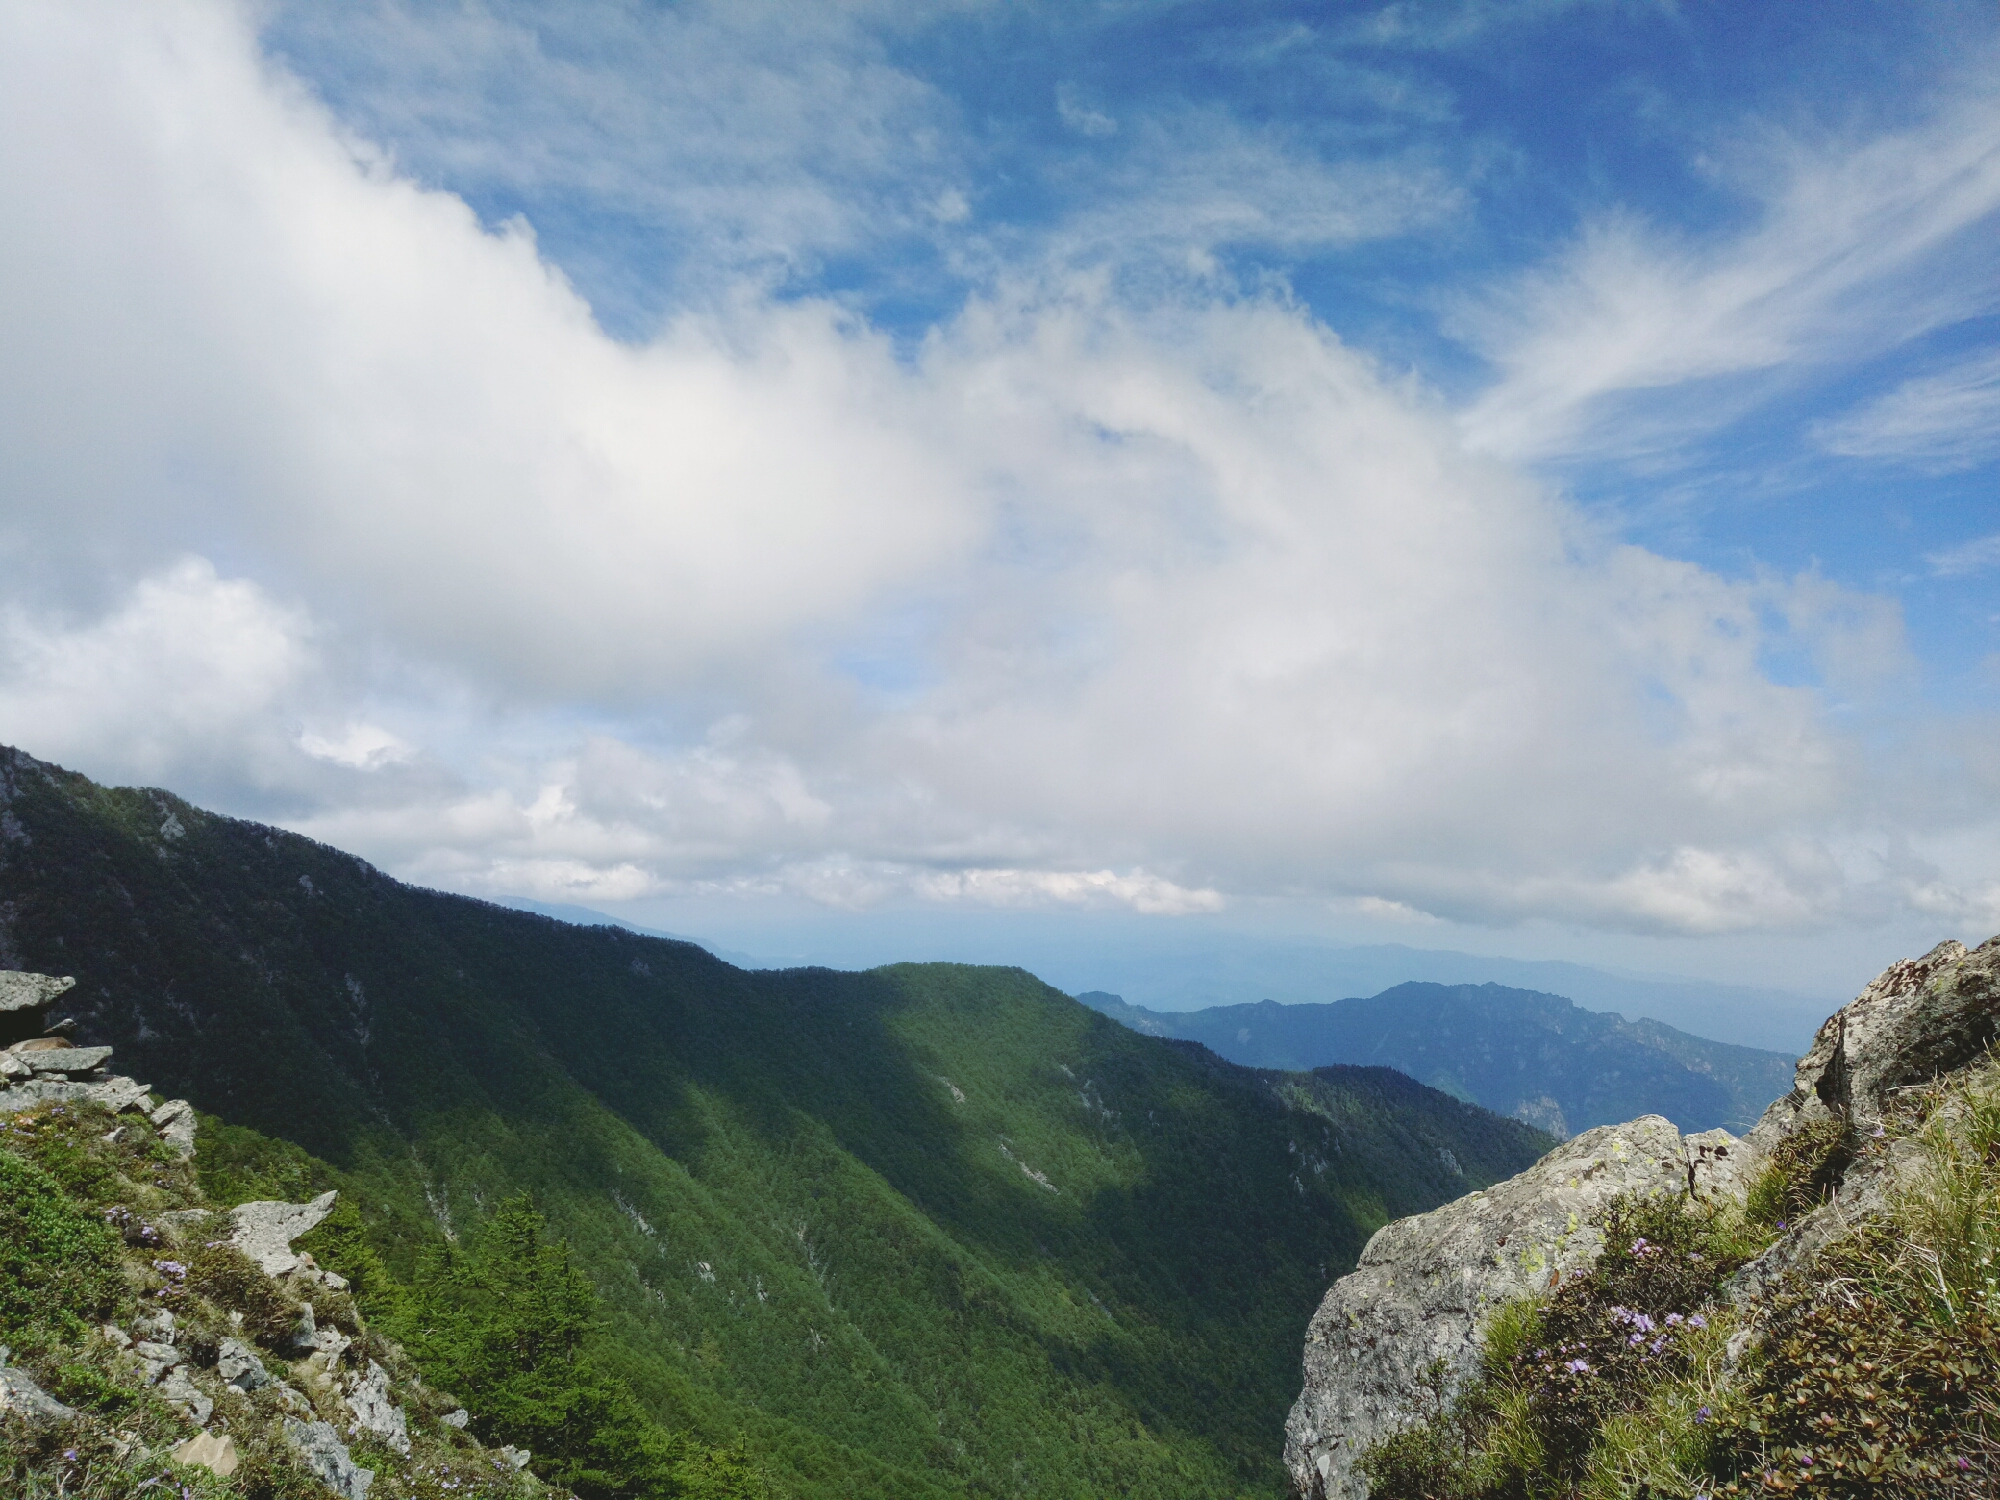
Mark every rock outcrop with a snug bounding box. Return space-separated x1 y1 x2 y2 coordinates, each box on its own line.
1282 934 2000 1500
230 1190 340 1276
0 970 74 1046
285 1416 376 1500
0 969 198 1157
1282 1115 1735 1499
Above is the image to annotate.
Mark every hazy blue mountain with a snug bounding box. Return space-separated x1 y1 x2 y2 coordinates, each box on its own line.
0 746 1552 1499
1077 983 1797 1136
693 919 1836 1053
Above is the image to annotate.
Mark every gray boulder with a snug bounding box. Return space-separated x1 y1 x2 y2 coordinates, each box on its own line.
217 1337 271 1393
230 1190 338 1275
0 1348 76 1424
1743 936 1999 1152
1283 934 2000 1499
158 1365 214 1426
284 1418 374 1500
0 971 74 1013
21 1046 114 1076
135 1340 183 1383
344 1360 410 1455
1720 936 2000 1304
151 1098 197 1157
1283 1115 1715 1500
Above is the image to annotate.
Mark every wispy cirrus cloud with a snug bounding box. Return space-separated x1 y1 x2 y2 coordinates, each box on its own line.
1926 532 2000 579
1816 347 2000 473
1457 84 2000 463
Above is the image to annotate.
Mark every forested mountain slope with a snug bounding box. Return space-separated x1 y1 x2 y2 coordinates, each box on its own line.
1080 984 1795 1136
0 747 1551 1500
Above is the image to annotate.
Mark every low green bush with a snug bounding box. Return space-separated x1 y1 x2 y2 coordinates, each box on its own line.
0 1147 123 1348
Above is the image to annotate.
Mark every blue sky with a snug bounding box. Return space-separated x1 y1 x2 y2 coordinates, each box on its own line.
0 0 1996 1009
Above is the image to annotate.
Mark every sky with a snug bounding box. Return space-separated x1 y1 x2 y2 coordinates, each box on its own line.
1 0 1997 1010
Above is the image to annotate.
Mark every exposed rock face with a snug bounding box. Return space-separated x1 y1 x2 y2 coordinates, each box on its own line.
1743 937 1999 1151
285 1417 375 1500
218 1336 272 1393
230 1190 339 1275
15 1045 114 1076
1284 1115 1711 1499
1721 936 2000 1305
0 972 198 1156
1283 934 2000 1499
346 1359 412 1455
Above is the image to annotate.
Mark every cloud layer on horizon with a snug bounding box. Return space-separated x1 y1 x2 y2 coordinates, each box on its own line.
1 0 1997 943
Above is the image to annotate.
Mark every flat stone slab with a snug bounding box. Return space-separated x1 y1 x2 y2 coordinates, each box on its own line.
0 1075 154 1115
0 972 74 1014
24 1046 114 1076
231 1191 338 1276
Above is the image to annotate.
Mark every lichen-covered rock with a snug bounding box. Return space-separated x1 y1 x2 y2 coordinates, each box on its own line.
284 1417 375 1500
1283 1116 1696 1499
1743 937 2000 1156
345 1359 411 1455
0 971 73 1017
1717 937 2000 1306
0 1073 153 1115
151 1097 197 1157
218 1336 271 1392
21 1045 114 1076
0 1352 76 1423
1284 935 2000 1499
158 1364 214 1426
229 1190 338 1275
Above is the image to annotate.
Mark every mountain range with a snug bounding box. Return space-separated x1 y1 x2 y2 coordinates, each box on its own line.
1078 985 1797 1137
0 747 1551 1499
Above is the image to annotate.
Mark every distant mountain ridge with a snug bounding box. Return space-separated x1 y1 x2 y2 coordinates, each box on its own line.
1029 937 1833 1053
1078 982 1797 1136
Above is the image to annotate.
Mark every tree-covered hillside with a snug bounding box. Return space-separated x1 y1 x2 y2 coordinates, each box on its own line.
1081 984 1795 1136
0 747 1551 1498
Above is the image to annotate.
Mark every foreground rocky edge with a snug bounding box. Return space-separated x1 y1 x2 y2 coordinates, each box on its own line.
1284 935 2000 1499
0 969 549 1499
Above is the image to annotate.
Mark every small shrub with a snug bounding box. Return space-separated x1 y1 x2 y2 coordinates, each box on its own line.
1708 1235 2000 1495
45 1360 138 1417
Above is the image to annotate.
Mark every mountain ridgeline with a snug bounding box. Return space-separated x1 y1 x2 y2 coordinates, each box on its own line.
0 747 1552 1500
1078 985 1796 1138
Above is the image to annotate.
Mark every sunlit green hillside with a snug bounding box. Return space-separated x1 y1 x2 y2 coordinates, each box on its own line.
0 747 1550 1498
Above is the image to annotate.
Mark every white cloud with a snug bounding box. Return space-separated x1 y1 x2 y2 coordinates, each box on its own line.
1056 85 1118 139
1458 85 2000 462
0 0 1994 941
1816 347 2000 474
0 559 314 790
299 724 414 770
1927 533 2000 579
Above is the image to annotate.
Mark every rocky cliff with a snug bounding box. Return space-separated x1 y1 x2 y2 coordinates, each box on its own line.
1283 935 2000 1499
